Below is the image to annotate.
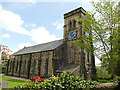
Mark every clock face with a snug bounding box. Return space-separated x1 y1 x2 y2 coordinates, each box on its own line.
69 30 76 38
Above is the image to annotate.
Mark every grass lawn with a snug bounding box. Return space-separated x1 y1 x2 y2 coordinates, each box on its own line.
1 77 30 88
98 79 115 83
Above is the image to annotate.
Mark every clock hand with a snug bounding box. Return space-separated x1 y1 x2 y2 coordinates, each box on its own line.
72 32 75 35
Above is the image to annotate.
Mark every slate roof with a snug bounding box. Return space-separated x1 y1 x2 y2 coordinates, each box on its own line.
13 39 63 55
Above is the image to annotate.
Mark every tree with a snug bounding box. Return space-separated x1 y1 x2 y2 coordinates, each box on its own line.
74 0 120 78
0 45 12 60
96 66 111 79
0 45 13 73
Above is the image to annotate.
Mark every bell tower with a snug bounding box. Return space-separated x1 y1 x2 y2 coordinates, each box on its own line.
63 7 86 42
63 7 96 80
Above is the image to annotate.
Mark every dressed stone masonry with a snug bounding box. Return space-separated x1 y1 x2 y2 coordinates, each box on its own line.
6 7 96 80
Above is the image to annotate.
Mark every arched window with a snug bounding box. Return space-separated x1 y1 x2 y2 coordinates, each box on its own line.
23 60 26 73
16 61 18 72
6 60 10 73
33 60 36 74
10 61 12 72
38 59 41 75
78 22 82 31
73 20 76 28
45 59 48 75
69 21 72 30
85 32 89 36
60 48 64 66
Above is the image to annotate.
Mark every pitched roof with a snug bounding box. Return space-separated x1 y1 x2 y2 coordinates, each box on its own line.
13 39 63 55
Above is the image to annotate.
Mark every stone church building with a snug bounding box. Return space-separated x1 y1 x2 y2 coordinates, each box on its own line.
6 7 96 80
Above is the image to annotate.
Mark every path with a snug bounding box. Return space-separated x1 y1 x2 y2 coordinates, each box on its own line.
95 82 118 88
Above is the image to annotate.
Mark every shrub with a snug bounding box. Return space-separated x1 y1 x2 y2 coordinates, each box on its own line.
96 66 111 80
15 72 98 89
2 66 6 73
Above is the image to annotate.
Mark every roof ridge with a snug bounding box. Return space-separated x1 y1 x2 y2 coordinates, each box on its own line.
64 7 86 16
25 39 63 49
13 39 63 55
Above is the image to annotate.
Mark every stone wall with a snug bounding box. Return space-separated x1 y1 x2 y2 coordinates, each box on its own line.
20 54 30 78
65 41 81 65
52 43 66 75
72 66 80 77
25 51 54 77
29 52 40 78
7 58 14 75
13 55 21 76
7 50 54 79
48 51 54 77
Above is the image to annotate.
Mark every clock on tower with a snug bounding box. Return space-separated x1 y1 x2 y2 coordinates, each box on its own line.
69 30 76 38
64 7 86 41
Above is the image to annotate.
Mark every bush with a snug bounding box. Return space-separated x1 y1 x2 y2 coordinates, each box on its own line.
96 66 111 80
15 72 98 89
2 66 6 73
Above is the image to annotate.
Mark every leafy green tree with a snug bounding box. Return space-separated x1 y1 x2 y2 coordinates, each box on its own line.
74 0 120 78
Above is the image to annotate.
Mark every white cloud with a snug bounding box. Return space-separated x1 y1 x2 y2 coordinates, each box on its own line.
18 42 31 48
29 27 58 44
12 42 32 54
25 23 36 28
0 5 29 35
81 0 99 3
28 0 37 4
53 20 63 30
1 0 98 2
0 5 58 44
32 24 36 27
11 27 58 53
56 23 63 30
11 48 18 53
2 33 10 38
0 5 2 10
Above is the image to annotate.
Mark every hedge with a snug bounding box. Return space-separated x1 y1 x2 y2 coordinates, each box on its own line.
15 72 98 89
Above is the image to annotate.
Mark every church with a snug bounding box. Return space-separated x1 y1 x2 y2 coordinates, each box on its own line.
6 7 96 80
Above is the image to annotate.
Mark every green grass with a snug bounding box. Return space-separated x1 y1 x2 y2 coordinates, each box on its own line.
1 77 30 88
98 79 115 83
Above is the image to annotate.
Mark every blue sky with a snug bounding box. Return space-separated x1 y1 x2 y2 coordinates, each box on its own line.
0 0 101 65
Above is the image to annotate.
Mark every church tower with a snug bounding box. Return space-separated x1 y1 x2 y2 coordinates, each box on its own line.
64 7 86 41
63 7 96 80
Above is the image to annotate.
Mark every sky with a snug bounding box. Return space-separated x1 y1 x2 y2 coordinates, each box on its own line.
0 0 101 66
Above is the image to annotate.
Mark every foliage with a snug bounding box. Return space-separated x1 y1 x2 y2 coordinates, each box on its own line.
96 67 120 83
74 0 120 78
15 72 98 89
96 66 111 80
98 79 115 83
0 45 14 72
0 45 12 60
1 77 30 88
2 66 6 73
